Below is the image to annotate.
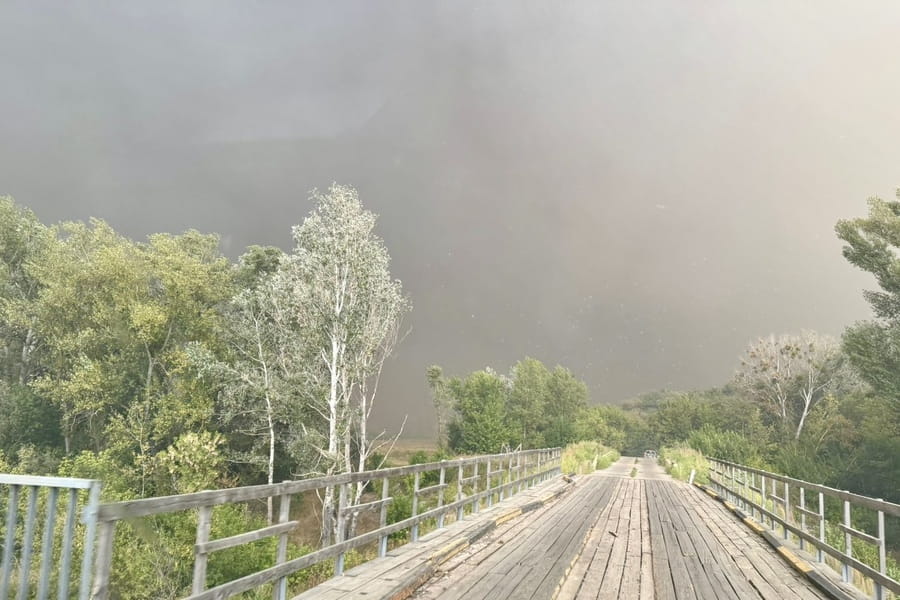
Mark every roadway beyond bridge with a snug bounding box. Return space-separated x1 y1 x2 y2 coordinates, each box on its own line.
304 458 859 600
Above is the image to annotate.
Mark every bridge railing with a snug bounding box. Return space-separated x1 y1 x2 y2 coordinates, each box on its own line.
90 447 561 600
0 474 102 600
708 458 900 600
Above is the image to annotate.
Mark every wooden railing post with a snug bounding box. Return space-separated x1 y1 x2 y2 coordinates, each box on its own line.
456 464 464 523
783 481 791 541
486 459 493 508
335 483 348 575
192 505 213 594
411 472 421 541
743 470 750 515
728 463 736 506
378 477 390 557
817 491 825 563
842 499 852 583
472 461 480 514
516 452 523 494
799 488 807 552
90 520 116 600
437 463 447 529
273 486 292 600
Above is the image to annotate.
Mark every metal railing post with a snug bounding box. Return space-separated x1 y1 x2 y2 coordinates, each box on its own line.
876 507 886 600
16 486 39 600
59 489 79 599
35 487 59 600
0 484 18 599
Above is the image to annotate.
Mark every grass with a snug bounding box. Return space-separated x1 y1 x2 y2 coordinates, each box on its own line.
385 438 439 466
659 445 708 484
561 441 619 475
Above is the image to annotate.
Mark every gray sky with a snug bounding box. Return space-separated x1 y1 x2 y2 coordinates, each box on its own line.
1 2 896 435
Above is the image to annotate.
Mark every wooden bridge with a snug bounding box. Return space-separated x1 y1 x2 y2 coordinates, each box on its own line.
1 450 898 600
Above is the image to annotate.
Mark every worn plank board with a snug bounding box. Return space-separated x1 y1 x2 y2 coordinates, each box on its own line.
555 479 624 600
405 459 844 600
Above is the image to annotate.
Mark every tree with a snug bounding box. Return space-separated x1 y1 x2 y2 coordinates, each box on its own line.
20 218 232 497
836 194 900 410
427 365 452 449
283 184 409 543
734 331 855 440
506 358 550 448
648 393 714 447
0 197 51 386
450 369 511 453
542 366 588 447
189 276 295 523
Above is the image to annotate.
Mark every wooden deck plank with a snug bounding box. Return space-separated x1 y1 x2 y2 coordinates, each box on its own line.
647 480 678 600
655 480 737 600
555 479 624 600
575 479 629 599
433 476 614 600
487 478 615 599
603 477 642 600
638 479 655 600
405 459 840 600
648 479 699 600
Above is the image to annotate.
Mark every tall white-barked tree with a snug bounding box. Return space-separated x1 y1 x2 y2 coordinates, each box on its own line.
284 184 409 544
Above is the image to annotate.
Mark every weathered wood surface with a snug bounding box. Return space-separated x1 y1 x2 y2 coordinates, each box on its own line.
411 458 850 600
291 476 575 600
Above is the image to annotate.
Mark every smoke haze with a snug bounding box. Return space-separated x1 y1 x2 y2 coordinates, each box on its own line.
2 2 897 434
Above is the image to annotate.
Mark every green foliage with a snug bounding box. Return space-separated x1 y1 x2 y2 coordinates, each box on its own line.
836 195 900 413
507 358 551 448
434 358 590 454
659 445 708 484
543 366 589 447
649 393 715 447
0 382 62 457
575 404 651 454
451 369 511 453
686 425 762 466
560 441 618 475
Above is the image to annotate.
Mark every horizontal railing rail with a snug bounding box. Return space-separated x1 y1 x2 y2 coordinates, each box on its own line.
90 447 562 600
708 458 900 600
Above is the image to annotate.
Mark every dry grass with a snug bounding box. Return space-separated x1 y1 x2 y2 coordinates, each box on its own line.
383 438 439 466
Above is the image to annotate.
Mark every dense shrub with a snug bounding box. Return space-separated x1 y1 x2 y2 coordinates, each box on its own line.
659 445 708 484
560 441 618 475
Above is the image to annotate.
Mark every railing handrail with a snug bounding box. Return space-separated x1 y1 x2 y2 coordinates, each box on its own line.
89 446 563 600
0 473 98 491
96 447 558 522
710 457 900 517
708 457 898 599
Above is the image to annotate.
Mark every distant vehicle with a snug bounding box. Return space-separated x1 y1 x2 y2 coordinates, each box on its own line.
643 449 658 459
